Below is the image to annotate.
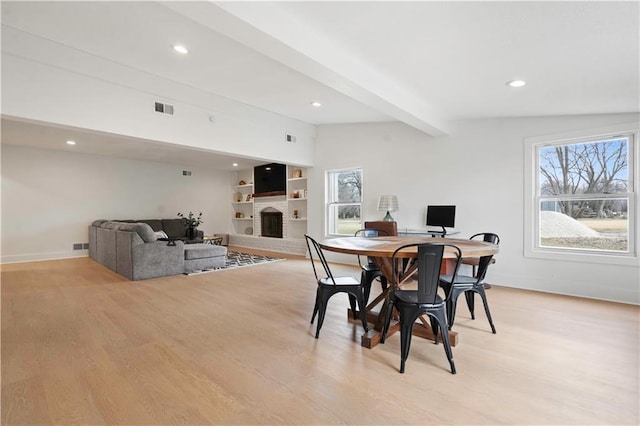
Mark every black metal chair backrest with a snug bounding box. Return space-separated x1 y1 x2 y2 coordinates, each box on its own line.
391 243 461 304
470 232 500 245
304 234 336 285
469 233 500 282
354 228 390 265
354 228 389 238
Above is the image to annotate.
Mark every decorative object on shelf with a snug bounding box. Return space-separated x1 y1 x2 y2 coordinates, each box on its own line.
303 189 308 198
246 194 252 202
235 212 242 218
377 195 399 222
292 190 300 198
177 211 203 239
238 180 246 185
235 193 243 202
245 227 253 235
293 209 299 219
293 169 302 178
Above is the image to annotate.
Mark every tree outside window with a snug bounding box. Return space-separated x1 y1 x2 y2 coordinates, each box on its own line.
537 135 632 252
326 168 363 236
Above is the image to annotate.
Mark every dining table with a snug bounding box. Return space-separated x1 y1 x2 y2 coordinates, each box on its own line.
319 235 499 349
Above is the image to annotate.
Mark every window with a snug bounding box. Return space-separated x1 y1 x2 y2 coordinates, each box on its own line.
525 122 637 264
326 168 363 236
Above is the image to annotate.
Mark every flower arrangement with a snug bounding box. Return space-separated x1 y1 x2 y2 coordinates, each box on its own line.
177 211 203 229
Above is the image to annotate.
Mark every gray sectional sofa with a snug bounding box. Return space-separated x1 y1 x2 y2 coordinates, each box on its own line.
89 220 226 280
115 218 204 244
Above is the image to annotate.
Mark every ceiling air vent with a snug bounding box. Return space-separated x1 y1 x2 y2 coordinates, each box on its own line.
154 101 174 115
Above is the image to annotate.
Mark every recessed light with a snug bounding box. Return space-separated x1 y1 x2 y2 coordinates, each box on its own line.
310 101 322 107
66 140 76 145
506 79 526 88
232 163 238 167
173 45 189 54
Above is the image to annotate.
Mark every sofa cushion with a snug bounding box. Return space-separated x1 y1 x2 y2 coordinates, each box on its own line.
136 219 163 232
124 223 157 243
184 244 227 260
100 221 156 242
91 219 109 226
154 230 169 239
162 219 186 238
101 221 123 230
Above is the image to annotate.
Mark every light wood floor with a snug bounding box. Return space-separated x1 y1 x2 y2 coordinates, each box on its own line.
2 248 639 425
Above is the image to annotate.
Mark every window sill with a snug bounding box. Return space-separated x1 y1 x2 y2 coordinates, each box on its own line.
524 247 639 267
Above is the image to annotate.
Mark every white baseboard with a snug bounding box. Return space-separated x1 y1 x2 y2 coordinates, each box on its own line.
1 250 88 264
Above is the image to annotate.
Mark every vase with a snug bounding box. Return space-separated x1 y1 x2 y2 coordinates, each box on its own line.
186 227 197 239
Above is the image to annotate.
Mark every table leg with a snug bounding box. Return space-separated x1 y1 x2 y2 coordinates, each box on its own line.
347 256 458 349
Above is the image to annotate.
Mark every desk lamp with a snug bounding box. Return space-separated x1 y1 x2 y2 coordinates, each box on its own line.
377 195 398 222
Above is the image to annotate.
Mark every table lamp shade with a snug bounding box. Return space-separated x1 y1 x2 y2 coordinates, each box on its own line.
377 195 398 221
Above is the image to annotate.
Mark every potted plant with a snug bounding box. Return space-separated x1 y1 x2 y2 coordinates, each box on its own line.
177 211 203 239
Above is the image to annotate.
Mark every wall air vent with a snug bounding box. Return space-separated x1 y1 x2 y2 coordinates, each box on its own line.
154 101 174 115
286 133 296 143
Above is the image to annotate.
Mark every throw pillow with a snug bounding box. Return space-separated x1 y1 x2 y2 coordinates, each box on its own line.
154 230 169 239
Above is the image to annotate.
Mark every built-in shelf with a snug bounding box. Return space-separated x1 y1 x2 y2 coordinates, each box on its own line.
232 166 307 240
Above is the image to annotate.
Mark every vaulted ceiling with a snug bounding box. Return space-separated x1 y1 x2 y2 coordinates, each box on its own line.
2 1 638 167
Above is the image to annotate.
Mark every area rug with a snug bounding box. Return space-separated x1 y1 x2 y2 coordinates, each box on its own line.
186 250 284 275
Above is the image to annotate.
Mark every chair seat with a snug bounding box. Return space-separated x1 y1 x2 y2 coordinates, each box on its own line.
461 257 496 267
440 274 477 286
318 276 361 286
394 290 445 307
361 263 380 273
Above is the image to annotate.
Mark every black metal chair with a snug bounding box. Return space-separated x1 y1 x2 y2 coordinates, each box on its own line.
439 233 499 333
381 243 461 374
461 232 500 282
354 228 389 303
304 235 369 338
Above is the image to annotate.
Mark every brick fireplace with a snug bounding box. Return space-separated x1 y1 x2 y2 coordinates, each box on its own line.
253 198 287 238
261 209 283 238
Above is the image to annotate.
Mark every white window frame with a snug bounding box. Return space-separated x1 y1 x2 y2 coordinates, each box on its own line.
325 167 363 236
524 122 639 266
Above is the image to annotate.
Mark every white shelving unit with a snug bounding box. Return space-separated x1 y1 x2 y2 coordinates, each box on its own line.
232 171 255 235
286 168 307 239
230 165 307 241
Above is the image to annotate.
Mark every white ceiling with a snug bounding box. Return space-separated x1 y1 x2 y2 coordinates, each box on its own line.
2 1 638 168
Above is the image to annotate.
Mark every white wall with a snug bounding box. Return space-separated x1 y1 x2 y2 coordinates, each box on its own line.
1 144 232 263
1 52 316 167
309 114 640 304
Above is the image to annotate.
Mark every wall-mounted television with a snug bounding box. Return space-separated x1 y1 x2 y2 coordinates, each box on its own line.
253 163 286 197
426 205 456 235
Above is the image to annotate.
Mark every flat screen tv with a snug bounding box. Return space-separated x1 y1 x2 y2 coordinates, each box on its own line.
253 163 286 197
426 205 456 235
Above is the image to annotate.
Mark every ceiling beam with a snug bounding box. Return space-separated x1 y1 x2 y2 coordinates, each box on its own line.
164 2 451 136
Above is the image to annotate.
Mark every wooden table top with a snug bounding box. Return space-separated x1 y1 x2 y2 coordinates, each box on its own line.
319 236 499 259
